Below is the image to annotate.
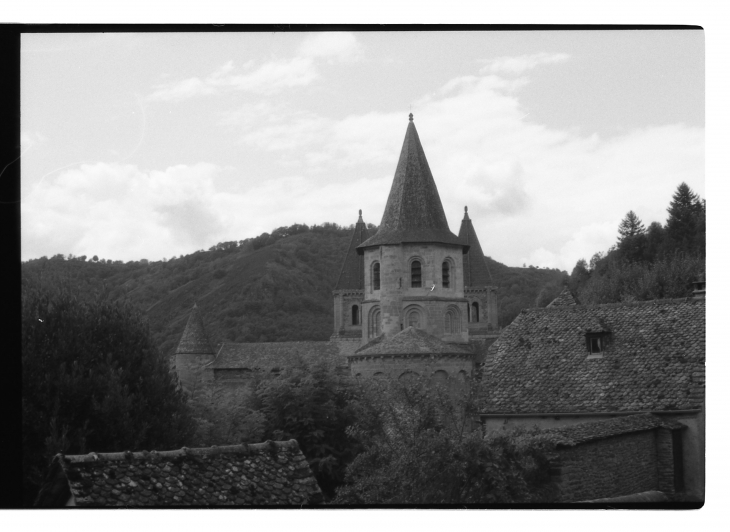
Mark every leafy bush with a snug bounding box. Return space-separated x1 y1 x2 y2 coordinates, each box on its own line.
22 273 195 506
333 376 558 505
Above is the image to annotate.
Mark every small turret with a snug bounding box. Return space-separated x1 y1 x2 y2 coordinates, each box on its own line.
175 304 215 394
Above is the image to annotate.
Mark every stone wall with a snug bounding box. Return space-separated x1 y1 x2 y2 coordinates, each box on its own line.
551 430 675 502
349 353 472 383
175 353 215 394
362 243 468 343
465 286 498 331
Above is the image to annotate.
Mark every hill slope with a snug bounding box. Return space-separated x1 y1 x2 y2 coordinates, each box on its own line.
22 225 566 356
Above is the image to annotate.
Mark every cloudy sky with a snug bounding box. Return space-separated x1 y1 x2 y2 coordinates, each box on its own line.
20 30 704 270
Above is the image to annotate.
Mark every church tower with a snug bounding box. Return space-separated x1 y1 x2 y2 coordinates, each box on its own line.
331 210 370 344
356 114 470 345
175 303 215 394
459 206 499 332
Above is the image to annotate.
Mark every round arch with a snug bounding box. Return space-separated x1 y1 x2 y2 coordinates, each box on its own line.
403 304 425 330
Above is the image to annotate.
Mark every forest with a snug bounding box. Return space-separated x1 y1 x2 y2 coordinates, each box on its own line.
567 182 705 305
21 221 565 358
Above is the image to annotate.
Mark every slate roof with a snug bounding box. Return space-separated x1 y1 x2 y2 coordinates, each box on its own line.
479 298 705 414
545 413 685 447
358 115 465 251
334 210 370 290
458 206 493 287
36 440 323 507
546 286 578 308
176 304 214 355
208 341 341 370
352 326 473 357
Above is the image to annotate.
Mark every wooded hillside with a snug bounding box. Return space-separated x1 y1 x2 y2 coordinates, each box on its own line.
22 222 566 357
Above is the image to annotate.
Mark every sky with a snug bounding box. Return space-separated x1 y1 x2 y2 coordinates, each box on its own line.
20 30 705 271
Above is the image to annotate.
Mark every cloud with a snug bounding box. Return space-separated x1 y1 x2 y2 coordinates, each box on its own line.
23 48 702 272
298 32 362 62
482 52 570 75
147 57 317 102
147 32 360 103
22 162 225 260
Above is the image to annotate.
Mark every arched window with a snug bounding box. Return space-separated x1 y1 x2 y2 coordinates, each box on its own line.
372 262 380 291
411 260 422 288
405 307 423 329
442 261 450 288
444 307 461 334
398 371 419 384
369 307 381 338
352 304 360 325
471 301 480 323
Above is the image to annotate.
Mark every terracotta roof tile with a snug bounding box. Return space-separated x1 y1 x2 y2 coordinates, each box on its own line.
208 341 341 369
545 413 685 446
458 207 493 287
358 116 464 250
480 298 705 414
38 440 323 507
352 326 472 357
546 286 578 307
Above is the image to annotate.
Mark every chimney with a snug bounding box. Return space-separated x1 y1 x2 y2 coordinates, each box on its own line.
692 275 706 299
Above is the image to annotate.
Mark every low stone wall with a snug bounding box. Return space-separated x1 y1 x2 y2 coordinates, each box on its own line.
552 430 671 502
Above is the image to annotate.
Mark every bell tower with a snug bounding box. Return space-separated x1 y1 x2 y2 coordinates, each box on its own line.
356 114 470 345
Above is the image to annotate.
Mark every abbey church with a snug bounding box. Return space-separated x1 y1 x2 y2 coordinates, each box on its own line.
175 114 500 394
173 114 705 502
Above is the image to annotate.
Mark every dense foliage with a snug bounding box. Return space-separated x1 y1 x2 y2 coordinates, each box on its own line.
186 354 361 500
22 272 195 506
333 377 558 505
22 222 565 356
569 183 705 304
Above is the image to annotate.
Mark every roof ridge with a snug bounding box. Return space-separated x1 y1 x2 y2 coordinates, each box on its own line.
59 440 301 463
527 296 703 312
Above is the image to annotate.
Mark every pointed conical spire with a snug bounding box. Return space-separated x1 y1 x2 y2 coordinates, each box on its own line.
546 286 578 308
176 304 214 355
334 210 370 290
358 115 464 251
458 206 493 287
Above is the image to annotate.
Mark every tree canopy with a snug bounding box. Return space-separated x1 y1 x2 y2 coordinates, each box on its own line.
333 376 558 505
568 182 705 304
22 273 195 506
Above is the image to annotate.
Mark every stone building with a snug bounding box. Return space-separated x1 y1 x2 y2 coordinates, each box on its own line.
479 286 706 501
174 114 501 395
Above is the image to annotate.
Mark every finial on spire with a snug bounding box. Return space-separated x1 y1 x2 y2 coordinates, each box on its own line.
359 209 362 216
408 112 413 121
465 206 468 213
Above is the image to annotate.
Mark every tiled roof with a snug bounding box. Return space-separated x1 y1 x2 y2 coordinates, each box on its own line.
334 210 370 290
176 304 214 355
358 116 464 250
352 326 472 357
545 413 685 446
480 298 705 414
458 206 493 287
546 286 578 307
208 341 341 369
36 440 323 507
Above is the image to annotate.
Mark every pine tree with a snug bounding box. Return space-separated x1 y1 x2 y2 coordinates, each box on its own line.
618 211 646 240
666 182 704 254
617 211 647 262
